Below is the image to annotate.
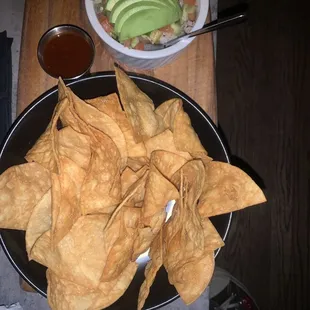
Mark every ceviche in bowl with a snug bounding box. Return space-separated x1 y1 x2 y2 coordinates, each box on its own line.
93 0 198 50
85 0 209 69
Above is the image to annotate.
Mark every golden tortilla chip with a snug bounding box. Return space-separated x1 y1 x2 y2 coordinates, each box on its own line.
202 218 225 251
120 167 139 197
25 98 69 172
198 161 267 217
58 127 91 170
47 269 97 310
171 160 205 207
26 190 51 257
143 165 179 220
80 132 121 215
144 129 192 160
104 171 148 231
69 90 127 169
32 214 112 288
127 156 149 172
87 94 147 158
47 261 137 310
51 156 86 245
173 108 206 153
132 165 179 259
150 150 188 180
155 98 182 130
115 67 164 143
101 207 140 282
94 262 138 309
137 230 163 310
0 163 51 230
171 252 215 305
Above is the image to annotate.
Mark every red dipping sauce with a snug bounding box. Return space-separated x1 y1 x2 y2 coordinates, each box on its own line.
38 25 95 79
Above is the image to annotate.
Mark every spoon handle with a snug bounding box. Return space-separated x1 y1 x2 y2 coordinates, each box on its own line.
164 5 248 48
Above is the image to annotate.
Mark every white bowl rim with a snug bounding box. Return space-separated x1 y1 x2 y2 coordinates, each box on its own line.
85 0 209 60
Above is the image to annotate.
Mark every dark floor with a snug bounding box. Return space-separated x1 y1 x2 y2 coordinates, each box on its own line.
216 0 309 309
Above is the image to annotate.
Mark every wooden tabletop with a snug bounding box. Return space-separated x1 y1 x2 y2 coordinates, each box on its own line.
17 0 216 122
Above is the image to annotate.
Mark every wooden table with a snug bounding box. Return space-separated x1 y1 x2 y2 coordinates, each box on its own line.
17 0 217 122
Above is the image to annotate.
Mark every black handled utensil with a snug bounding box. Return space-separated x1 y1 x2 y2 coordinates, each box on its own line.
144 3 248 51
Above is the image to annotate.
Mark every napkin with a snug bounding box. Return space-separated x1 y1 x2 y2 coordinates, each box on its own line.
0 31 13 143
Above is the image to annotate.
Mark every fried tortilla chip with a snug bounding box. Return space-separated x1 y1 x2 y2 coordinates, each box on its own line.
115 67 164 143
31 214 112 288
80 132 121 215
87 94 146 158
172 252 215 305
171 160 205 207
0 163 51 230
137 230 163 310
132 165 179 260
26 190 51 256
51 156 86 245
25 98 69 172
101 207 140 282
198 161 267 217
58 127 91 170
127 156 149 172
144 129 192 160
69 90 127 169
121 167 139 197
47 261 137 310
202 218 225 251
105 171 148 231
173 108 206 153
155 98 182 130
150 150 188 180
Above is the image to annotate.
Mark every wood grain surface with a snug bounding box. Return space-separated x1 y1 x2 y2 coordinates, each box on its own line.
17 0 216 122
216 0 310 309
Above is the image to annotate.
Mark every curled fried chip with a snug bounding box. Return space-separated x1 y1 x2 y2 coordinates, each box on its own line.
51 156 86 245
47 261 137 310
87 94 147 158
202 218 225 251
132 164 179 259
32 215 112 288
173 108 206 153
26 190 51 256
69 89 127 169
101 207 140 282
25 98 69 172
0 163 51 230
171 252 215 305
138 230 163 310
115 67 164 143
127 156 149 172
155 98 182 130
144 129 192 160
58 127 91 170
150 150 188 181
198 161 267 217
80 132 121 215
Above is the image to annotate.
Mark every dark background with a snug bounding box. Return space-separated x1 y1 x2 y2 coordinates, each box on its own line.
216 0 309 309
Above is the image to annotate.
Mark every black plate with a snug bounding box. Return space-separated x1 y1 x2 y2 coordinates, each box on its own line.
0 72 231 310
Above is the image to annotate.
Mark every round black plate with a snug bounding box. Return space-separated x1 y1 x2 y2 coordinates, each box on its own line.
0 72 231 310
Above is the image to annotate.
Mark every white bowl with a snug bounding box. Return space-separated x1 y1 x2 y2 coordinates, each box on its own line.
85 0 209 70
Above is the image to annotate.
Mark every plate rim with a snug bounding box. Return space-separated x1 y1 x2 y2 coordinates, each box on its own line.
0 71 232 308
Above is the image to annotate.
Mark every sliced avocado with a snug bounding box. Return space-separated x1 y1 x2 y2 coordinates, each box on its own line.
110 0 170 24
119 7 181 41
106 0 121 11
115 5 161 34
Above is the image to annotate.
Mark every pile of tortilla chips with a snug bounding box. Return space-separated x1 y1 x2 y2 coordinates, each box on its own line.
0 67 266 310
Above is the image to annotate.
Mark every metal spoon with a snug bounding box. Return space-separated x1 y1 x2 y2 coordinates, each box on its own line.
144 8 247 51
